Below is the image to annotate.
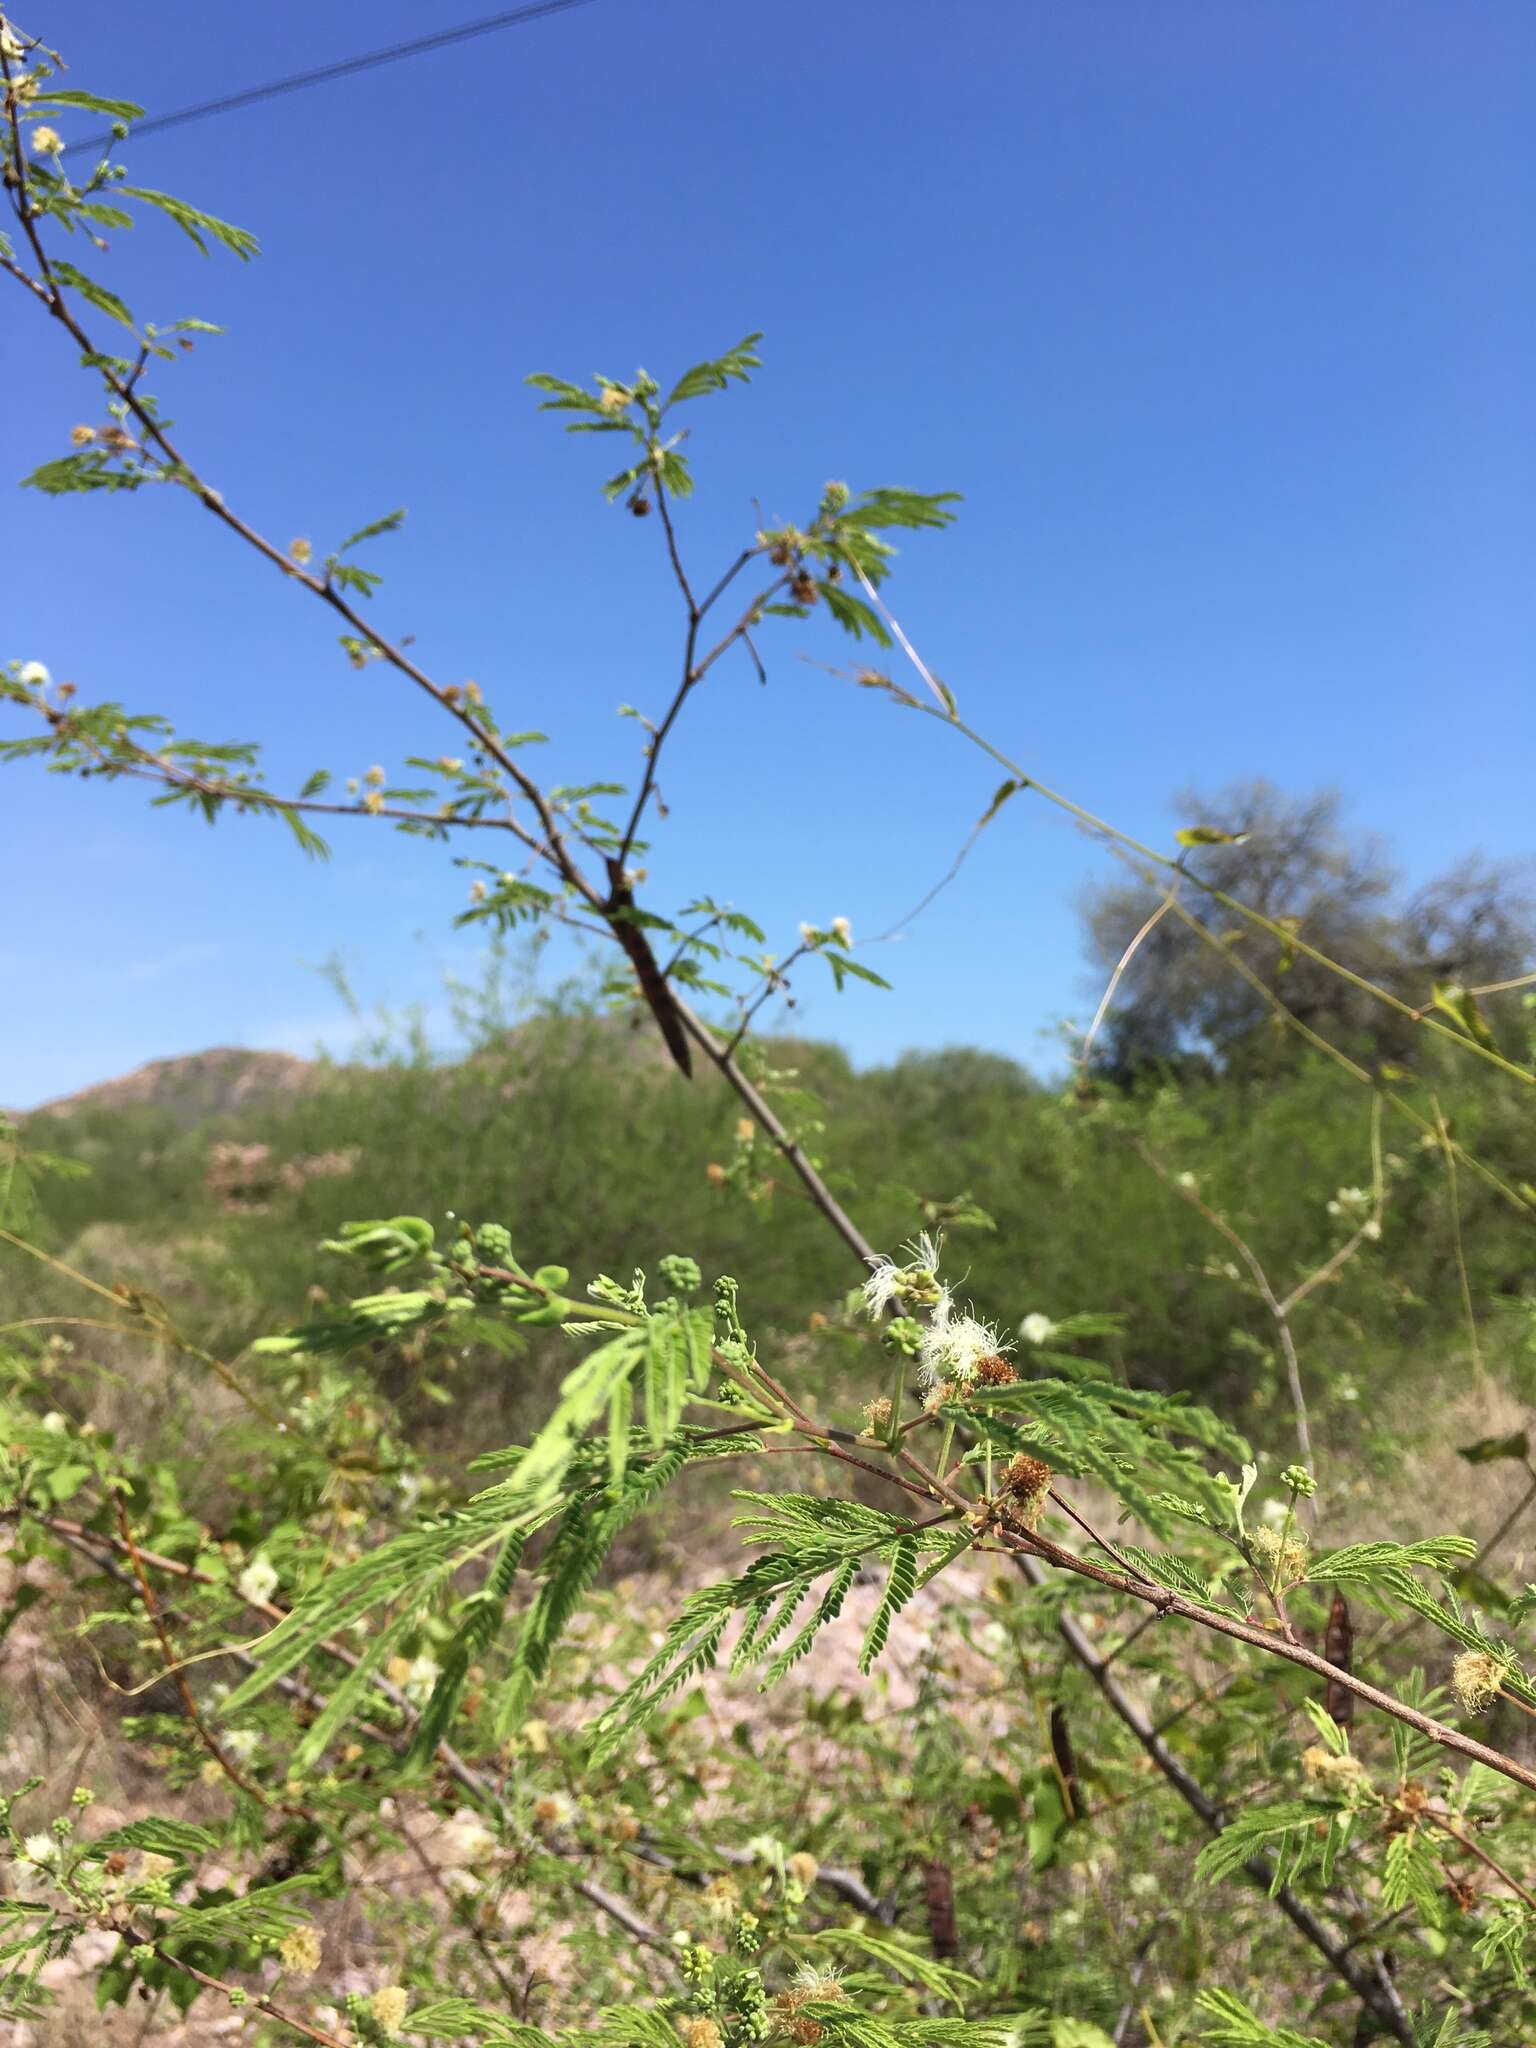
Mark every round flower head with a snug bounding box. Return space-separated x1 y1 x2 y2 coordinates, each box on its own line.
700 1875 740 1921
1451 1650 1505 1715
919 1306 1011 1392
971 1353 1019 1387
998 1453 1053 1532
237 1554 279 1607
533 1789 576 1830
1302 1746 1370 1797
279 1925 322 1976
368 1985 410 2034
773 1967 848 2045
1020 1313 1056 1346
16 660 49 688
1250 1523 1309 1588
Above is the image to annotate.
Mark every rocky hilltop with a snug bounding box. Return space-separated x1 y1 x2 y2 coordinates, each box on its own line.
28 1047 323 1128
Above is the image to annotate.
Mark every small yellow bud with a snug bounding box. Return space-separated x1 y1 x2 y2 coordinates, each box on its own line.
363 791 385 815
71 424 96 446
787 1851 820 1887
288 537 312 564
736 1118 756 1143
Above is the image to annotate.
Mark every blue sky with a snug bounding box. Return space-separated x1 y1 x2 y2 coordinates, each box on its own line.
6 0 1533 1107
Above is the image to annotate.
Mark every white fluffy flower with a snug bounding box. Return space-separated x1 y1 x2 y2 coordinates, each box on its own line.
919 1306 1010 1390
17 660 49 688
446 1807 497 1862
860 1231 945 1321
402 1652 440 1704
236 1554 279 1607
21 1833 59 1867
1019 1313 1056 1346
1326 1185 1371 1219
861 1256 905 1319
533 1789 576 1830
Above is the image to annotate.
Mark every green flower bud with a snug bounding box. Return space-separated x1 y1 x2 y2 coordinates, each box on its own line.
658 1254 702 1295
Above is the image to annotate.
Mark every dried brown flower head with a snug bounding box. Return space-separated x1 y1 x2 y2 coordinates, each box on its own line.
972 1354 1019 1388
996 1452 1052 1533
861 1396 892 1435
772 1970 848 2045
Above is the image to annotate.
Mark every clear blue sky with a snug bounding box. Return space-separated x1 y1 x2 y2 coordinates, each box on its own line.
6 0 1533 1107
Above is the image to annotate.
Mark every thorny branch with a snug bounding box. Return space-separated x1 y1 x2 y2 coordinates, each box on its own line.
4 78 1529 2042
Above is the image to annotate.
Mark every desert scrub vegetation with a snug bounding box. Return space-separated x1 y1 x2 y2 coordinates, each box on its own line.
3 13 1536 2046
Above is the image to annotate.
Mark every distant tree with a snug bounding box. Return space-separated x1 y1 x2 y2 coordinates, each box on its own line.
1082 779 1534 1078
